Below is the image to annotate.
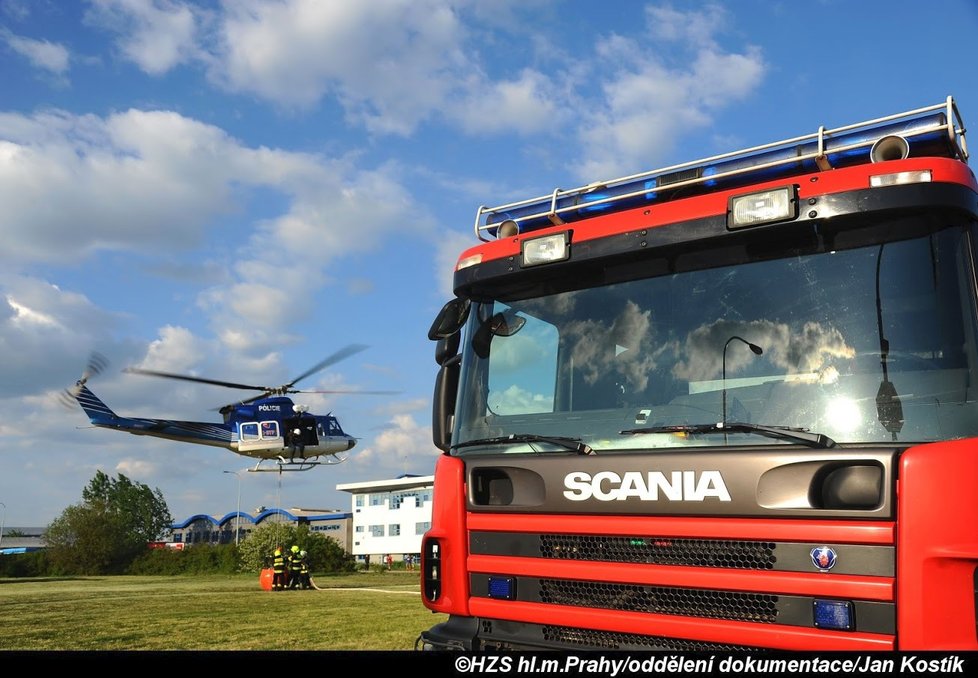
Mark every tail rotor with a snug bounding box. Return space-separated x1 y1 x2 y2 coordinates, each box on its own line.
60 351 109 409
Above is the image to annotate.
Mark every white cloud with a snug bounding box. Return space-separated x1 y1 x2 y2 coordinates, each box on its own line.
82 0 568 139
0 275 122 398
76 0 765 163
433 230 472 299
115 457 160 478
0 108 428 352
85 0 201 75
350 413 439 473
453 69 565 136
1 27 70 76
213 0 468 132
0 109 237 263
645 3 725 46
672 319 856 383
138 325 207 372
573 4 766 180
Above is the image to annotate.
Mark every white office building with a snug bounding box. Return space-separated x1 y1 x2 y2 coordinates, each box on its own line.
336 473 434 565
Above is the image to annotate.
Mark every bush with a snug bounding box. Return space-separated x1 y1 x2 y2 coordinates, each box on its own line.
127 544 240 575
0 550 49 577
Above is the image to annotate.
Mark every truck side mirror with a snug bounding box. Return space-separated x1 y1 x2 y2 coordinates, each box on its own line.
429 298 471 340
435 334 460 366
432 356 460 452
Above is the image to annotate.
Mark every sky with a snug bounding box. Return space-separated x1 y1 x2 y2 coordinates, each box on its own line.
2 0 977 528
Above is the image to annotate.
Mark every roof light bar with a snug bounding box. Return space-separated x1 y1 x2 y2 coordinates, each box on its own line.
475 97 968 241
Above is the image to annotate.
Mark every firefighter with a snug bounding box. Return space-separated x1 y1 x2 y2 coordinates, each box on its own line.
288 427 305 462
271 545 287 591
298 550 312 589
287 545 303 589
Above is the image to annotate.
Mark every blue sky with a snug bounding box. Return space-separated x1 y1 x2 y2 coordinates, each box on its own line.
2 0 977 527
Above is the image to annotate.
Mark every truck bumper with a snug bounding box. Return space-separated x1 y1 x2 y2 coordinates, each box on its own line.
416 616 481 651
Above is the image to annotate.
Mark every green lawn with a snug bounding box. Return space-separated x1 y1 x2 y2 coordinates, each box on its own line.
0 571 447 651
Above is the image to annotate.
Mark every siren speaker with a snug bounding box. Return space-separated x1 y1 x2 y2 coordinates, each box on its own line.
496 219 520 238
870 135 910 163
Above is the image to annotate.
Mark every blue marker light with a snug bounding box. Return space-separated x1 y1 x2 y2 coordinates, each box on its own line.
812 599 854 631
487 576 516 600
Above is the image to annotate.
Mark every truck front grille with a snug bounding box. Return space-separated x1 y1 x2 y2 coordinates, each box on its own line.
540 578 778 623
540 534 776 569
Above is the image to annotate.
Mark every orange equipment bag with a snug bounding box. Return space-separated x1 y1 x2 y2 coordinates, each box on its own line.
259 567 274 591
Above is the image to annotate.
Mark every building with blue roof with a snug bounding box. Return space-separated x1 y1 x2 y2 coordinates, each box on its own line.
169 507 352 550
2 472 434 558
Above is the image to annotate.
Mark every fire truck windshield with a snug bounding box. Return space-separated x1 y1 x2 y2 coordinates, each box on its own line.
452 220 978 453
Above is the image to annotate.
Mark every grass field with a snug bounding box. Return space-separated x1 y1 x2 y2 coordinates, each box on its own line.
0 570 448 651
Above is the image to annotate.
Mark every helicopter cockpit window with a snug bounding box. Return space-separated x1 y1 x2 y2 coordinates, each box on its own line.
261 421 279 438
240 423 260 441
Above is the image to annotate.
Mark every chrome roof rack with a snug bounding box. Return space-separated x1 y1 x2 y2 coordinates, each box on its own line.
475 96 968 241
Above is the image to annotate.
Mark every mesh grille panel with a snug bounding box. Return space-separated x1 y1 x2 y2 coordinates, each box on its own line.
540 534 776 569
540 578 779 623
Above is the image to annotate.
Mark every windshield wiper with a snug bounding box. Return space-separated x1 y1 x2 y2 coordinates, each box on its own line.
452 433 595 455
619 422 836 449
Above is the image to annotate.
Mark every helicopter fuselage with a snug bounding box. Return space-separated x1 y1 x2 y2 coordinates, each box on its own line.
72 386 356 464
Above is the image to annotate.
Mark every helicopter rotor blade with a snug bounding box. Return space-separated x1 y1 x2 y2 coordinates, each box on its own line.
126 344 382 412
285 344 370 390
212 388 401 412
123 367 270 392
292 389 401 395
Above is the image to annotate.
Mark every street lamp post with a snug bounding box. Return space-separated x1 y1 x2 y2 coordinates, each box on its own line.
721 336 764 429
223 471 242 546
0 501 6 552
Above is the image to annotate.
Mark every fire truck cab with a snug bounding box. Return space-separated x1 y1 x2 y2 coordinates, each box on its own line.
420 97 977 651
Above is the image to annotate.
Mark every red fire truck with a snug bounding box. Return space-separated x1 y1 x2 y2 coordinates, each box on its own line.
419 97 977 651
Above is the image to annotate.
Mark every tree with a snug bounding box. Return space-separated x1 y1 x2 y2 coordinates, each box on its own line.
45 502 133 574
238 522 355 574
82 470 172 543
43 471 173 575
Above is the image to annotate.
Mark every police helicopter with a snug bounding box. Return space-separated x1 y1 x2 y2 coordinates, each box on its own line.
63 345 396 472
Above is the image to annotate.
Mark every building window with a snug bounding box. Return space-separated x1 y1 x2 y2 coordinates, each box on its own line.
416 522 431 535
389 524 401 537
370 525 384 537
356 495 364 507
355 525 364 533
370 493 386 507
391 490 427 510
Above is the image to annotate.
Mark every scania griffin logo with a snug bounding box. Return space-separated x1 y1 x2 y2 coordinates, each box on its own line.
563 470 731 502
810 546 838 571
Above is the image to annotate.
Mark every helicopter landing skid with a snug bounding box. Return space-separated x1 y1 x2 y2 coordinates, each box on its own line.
248 455 348 473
